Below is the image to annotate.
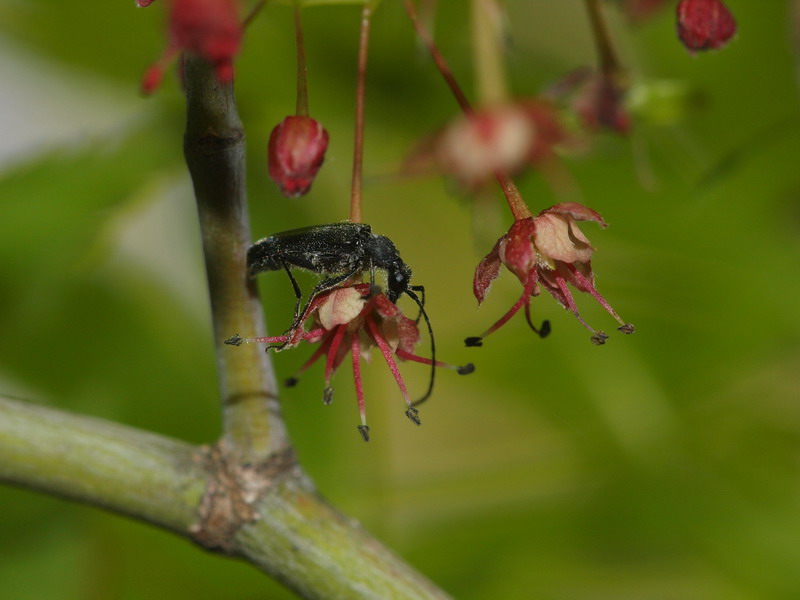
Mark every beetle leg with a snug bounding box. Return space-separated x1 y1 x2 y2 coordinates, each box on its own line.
282 260 304 324
367 263 380 298
290 268 362 331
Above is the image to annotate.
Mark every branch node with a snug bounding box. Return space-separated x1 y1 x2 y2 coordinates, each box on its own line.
190 441 296 553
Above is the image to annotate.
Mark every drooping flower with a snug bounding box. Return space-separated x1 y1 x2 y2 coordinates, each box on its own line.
676 0 736 52
468 202 634 346
404 99 564 189
226 283 473 441
268 116 330 198
572 71 631 134
141 0 243 95
547 67 630 136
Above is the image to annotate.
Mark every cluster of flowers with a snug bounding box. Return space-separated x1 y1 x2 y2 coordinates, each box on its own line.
138 0 735 437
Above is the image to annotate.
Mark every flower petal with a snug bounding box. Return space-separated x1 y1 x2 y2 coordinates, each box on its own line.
473 238 503 304
318 287 366 330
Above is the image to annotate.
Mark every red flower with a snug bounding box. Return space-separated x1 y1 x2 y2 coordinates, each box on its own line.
676 0 736 52
547 67 630 136
141 0 243 95
404 100 564 189
268 116 330 198
573 71 630 134
226 284 472 441
469 203 634 346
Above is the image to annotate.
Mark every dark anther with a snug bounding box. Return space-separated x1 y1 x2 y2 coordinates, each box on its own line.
367 283 382 299
539 320 552 338
358 425 370 442
284 377 299 387
591 331 609 346
405 407 422 425
457 363 475 375
224 334 243 346
618 323 635 335
524 306 551 339
465 337 483 347
323 387 334 405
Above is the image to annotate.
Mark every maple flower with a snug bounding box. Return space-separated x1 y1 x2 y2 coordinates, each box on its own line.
676 0 736 52
572 71 631 134
468 202 634 346
404 100 564 189
141 0 243 95
268 116 330 198
226 284 473 441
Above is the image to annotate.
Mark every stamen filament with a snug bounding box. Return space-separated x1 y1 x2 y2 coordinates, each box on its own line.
475 268 538 341
351 332 368 433
365 316 412 410
289 336 331 383
568 266 628 326
395 348 462 371
553 274 608 344
324 325 348 385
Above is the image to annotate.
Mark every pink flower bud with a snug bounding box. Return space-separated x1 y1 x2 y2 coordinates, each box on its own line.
268 116 330 198
676 0 736 52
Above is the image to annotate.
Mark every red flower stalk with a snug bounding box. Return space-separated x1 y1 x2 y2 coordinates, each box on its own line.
226 284 473 441
141 0 243 95
469 202 634 346
268 116 330 198
676 0 736 52
405 100 564 190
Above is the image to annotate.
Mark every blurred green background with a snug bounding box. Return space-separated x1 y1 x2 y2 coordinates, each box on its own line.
2 1 800 598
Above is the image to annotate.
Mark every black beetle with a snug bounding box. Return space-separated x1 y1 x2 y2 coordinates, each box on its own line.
247 221 439 406
248 222 416 309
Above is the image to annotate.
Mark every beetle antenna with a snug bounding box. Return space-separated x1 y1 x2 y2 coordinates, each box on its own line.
405 288 436 407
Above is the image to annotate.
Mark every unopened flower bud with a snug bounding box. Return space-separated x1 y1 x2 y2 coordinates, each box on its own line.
676 0 736 52
268 116 330 198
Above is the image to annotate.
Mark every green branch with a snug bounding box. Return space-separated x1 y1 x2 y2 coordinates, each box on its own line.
0 394 451 599
182 56 288 464
0 395 205 531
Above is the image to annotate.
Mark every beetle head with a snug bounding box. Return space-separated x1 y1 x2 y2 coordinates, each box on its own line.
387 260 412 303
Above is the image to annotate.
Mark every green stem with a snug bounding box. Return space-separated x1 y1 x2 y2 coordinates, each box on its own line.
584 0 621 76
183 56 287 464
471 0 508 105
